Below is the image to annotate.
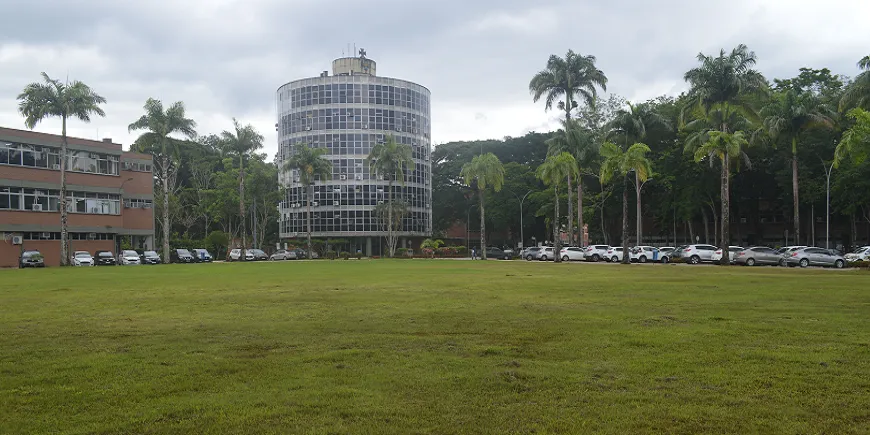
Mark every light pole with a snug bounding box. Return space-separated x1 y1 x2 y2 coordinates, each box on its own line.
630 174 653 246
508 190 533 248
822 159 835 249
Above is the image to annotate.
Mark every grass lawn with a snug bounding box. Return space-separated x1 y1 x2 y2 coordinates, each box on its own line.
1 260 869 434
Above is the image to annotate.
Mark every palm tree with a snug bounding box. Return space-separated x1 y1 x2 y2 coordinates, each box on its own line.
461 153 505 260
17 73 106 266
536 152 578 262
834 108 870 166
607 102 671 245
840 55 870 110
366 135 413 258
128 98 197 263
683 44 766 263
599 142 652 264
761 90 834 244
284 144 332 259
220 119 264 261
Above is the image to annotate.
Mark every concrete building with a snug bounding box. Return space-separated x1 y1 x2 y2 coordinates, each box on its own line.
275 51 432 255
0 126 155 267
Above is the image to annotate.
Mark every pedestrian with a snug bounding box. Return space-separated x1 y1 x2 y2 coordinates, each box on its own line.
471 248 477 260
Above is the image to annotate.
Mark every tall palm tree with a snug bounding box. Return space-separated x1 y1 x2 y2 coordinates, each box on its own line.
607 102 671 245
683 44 766 263
545 120 586 245
599 142 652 264
128 98 197 263
761 90 834 244
220 119 264 261
461 153 505 260
17 73 106 266
834 108 870 166
536 152 578 262
840 55 870 111
284 143 332 259
366 135 413 258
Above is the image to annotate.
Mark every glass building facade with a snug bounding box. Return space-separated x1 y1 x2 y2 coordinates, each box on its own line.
275 57 432 252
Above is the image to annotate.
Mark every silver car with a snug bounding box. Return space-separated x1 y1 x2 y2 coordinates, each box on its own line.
785 247 846 268
734 246 781 266
680 244 719 264
269 249 298 260
775 246 808 266
522 247 542 261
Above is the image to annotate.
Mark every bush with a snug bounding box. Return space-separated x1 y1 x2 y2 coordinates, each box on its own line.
396 248 409 257
847 260 870 268
670 256 686 264
340 251 350 260
422 248 435 258
325 250 337 260
454 246 468 256
356 252 362 260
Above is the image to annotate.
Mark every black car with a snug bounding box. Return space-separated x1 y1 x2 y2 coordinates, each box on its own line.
19 250 45 268
171 249 196 264
94 250 117 266
138 250 161 264
192 249 213 263
249 249 269 261
485 247 511 260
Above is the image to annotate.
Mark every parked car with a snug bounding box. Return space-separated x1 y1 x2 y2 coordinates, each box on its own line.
249 249 269 261
584 245 611 262
776 246 809 266
606 247 625 263
192 249 213 263
228 248 254 261
118 250 141 265
560 246 585 262
658 247 675 263
711 246 744 263
72 251 94 267
537 246 557 261
522 247 542 261
94 250 117 266
292 248 319 259
171 249 196 264
19 250 45 268
785 247 846 268
844 246 870 262
630 246 659 263
270 249 298 261
679 244 719 264
138 250 161 264
485 246 512 260
734 246 781 266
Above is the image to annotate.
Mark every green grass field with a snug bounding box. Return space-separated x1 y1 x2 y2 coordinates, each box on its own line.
1 260 869 434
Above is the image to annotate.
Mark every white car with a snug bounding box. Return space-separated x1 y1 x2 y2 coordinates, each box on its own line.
72 251 94 266
118 250 141 265
605 247 625 263
658 247 675 263
584 245 611 262
537 246 557 261
630 246 659 263
560 247 585 261
845 246 870 262
229 248 255 261
711 246 744 263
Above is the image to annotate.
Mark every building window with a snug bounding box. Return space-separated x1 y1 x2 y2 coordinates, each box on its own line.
124 198 153 209
67 191 120 215
0 141 119 175
123 161 152 172
0 187 60 212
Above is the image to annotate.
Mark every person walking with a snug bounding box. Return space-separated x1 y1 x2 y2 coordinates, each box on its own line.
471 247 477 260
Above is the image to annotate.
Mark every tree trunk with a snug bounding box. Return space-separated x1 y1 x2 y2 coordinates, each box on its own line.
600 203 607 245
635 172 642 246
811 205 815 246
792 152 800 245
306 184 312 259
688 220 694 245
60 117 69 266
162 154 171 263
239 156 247 261
720 156 731 265
621 176 630 264
387 179 394 258
701 207 710 244
480 189 487 260
554 184 561 262
566 173 574 246
577 176 584 246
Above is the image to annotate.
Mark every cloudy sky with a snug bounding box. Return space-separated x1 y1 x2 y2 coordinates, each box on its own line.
2 0 868 158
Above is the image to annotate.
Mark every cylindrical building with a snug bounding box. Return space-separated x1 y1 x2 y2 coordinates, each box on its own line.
275 54 432 255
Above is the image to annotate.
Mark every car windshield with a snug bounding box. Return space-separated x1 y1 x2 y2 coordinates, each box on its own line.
98 252 113 257
178 249 192 256
123 250 138 256
75 252 90 258
23 251 39 257
852 247 869 254
144 251 158 256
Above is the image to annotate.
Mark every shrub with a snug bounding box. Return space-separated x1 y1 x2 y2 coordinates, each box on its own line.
422 248 435 258
670 256 686 264
340 251 350 260
847 260 870 268
396 248 409 257
356 252 362 260
454 246 468 256
325 250 337 260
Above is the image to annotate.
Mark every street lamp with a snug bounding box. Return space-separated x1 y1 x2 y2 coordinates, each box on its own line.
508 190 533 248
822 159 835 249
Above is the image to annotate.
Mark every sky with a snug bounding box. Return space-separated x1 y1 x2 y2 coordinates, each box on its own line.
1 0 868 159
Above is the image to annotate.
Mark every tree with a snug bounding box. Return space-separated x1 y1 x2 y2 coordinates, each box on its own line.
284 144 331 259
220 119 264 261
608 102 671 245
420 238 444 258
761 90 834 244
835 108 870 166
128 98 197 263
17 73 106 266
536 152 578 262
366 135 413 258
599 142 652 264
546 119 597 245
461 153 505 260
840 55 870 111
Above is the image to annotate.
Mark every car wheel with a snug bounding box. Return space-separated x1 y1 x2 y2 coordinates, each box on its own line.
592 254 600 262
540 255 548 261
661 256 670 264
525 255 533 261
639 256 647 264
562 255 569 262
504 255 510 260
690 255 700 265
799 258 809 268
835 259 845 269
611 256 619 263
746 258 756 266
778 258 786 267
